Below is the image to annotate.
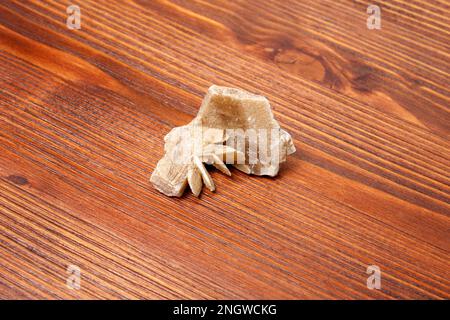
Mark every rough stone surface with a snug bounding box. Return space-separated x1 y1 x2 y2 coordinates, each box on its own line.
150 85 296 197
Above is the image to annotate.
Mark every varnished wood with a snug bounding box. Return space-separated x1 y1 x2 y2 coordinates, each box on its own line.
0 0 449 299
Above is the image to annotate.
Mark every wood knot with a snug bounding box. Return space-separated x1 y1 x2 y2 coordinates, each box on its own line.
7 175 29 186
349 62 377 92
274 48 326 83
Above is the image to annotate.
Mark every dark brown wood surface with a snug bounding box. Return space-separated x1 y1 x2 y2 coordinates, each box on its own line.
0 0 449 299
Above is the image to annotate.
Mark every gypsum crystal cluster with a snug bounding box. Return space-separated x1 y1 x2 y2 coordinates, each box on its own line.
150 85 296 197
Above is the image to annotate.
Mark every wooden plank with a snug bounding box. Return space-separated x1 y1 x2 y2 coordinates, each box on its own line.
0 0 449 299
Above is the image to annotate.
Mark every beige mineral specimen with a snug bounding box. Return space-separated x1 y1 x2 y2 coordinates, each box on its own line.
150 85 296 197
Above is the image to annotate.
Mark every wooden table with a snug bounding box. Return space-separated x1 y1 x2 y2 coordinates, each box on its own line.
0 0 449 299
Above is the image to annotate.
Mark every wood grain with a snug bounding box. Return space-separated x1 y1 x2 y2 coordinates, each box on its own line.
0 0 449 299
